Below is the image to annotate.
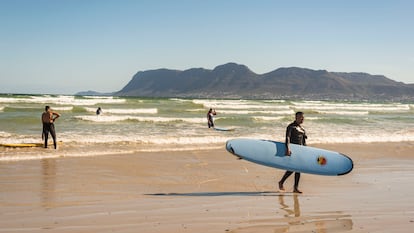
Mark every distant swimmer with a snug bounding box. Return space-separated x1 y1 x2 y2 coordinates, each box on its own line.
96 107 102 115
207 108 217 128
41 106 60 149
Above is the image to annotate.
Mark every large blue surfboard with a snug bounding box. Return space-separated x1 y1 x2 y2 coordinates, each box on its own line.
226 138 353 176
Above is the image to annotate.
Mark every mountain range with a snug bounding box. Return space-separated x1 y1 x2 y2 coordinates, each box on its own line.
77 63 413 100
110 63 413 100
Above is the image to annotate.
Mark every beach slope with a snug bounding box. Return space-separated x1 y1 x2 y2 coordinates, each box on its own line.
0 142 413 233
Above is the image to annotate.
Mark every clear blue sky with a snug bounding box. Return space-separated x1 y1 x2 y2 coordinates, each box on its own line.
1 0 413 94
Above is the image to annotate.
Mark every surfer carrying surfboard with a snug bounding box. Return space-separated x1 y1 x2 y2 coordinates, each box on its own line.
279 111 307 193
207 108 216 128
41 106 60 149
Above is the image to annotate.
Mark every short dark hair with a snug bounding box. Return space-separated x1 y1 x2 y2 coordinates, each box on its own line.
295 111 304 117
45 106 50 111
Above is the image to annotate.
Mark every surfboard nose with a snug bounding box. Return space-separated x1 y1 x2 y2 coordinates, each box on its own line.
226 140 242 159
226 140 235 154
338 153 354 175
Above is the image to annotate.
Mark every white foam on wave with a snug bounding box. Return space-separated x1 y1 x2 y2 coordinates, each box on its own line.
193 99 289 110
84 107 157 114
264 100 287 103
0 95 126 106
2 130 414 162
316 110 369 115
218 105 290 110
59 126 414 145
220 109 294 115
52 106 74 111
252 116 285 121
292 101 410 113
310 134 414 144
169 98 192 102
74 115 205 123
57 133 234 146
82 96 117 99
0 131 13 138
0 97 24 103
0 144 228 162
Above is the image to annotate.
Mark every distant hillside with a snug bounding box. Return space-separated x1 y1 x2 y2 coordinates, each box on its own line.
115 63 414 100
76 90 113 96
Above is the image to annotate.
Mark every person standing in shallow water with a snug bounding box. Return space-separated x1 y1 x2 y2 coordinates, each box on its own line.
279 111 307 193
41 106 60 149
207 108 216 128
96 107 102 115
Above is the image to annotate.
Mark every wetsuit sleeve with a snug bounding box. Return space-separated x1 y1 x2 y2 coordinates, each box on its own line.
285 125 292 149
302 129 307 146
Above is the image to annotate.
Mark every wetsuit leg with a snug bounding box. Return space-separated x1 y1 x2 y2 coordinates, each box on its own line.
279 171 293 184
294 172 301 190
43 123 49 148
49 123 57 149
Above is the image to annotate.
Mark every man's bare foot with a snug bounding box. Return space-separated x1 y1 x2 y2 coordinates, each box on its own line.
278 181 285 191
293 189 303 194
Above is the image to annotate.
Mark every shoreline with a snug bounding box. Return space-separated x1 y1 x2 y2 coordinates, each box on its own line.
0 142 413 232
1 141 414 162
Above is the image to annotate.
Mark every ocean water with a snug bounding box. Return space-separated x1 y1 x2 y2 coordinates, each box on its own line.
0 94 413 161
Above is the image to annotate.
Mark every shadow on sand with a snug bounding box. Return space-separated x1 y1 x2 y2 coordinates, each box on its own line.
145 191 297 197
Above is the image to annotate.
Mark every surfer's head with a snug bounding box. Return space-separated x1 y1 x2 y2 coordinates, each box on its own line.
45 106 50 111
295 111 304 124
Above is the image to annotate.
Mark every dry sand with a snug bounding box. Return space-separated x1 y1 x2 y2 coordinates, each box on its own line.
0 142 413 233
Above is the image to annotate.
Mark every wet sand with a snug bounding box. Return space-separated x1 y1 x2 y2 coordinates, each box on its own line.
0 142 413 232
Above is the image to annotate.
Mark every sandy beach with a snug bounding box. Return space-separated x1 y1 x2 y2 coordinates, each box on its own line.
0 142 413 233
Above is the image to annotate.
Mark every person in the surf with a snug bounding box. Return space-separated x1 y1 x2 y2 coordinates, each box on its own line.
41 106 60 149
96 107 102 115
207 108 216 128
278 111 307 193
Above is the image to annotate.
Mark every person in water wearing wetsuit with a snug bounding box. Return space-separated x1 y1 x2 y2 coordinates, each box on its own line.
41 106 60 149
96 107 102 115
278 111 307 193
207 108 216 128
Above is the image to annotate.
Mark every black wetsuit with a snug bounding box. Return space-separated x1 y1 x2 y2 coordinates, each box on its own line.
279 121 307 190
43 122 57 149
207 112 214 128
285 121 307 146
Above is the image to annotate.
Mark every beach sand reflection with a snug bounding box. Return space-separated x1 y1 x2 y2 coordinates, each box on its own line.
41 159 56 209
230 193 353 233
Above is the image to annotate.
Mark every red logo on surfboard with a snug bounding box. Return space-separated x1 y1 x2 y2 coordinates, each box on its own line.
317 156 327 165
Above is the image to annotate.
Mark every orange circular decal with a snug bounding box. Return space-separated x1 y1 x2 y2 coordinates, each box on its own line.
317 156 327 165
